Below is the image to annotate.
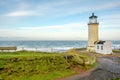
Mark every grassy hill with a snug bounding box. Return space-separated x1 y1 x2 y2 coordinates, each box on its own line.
0 50 96 80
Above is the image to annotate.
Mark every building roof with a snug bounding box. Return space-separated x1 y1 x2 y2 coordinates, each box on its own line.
89 13 97 18
95 41 106 44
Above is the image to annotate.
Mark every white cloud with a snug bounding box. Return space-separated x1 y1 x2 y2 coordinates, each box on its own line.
3 0 120 18
0 22 87 40
100 13 120 19
0 21 119 40
99 14 120 28
19 22 87 31
99 29 120 40
0 29 87 40
85 1 119 13
5 10 41 17
41 0 120 17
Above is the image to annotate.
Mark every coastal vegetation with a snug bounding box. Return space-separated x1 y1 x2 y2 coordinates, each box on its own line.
74 48 86 50
113 50 120 53
113 50 120 56
0 50 96 80
111 78 120 80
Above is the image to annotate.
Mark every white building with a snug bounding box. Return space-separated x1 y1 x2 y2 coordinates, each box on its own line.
95 40 112 54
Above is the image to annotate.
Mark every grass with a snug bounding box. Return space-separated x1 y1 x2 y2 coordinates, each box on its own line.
0 50 96 80
74 48 86 50
113 50 120 53
113 50 120 56
111 78 120 80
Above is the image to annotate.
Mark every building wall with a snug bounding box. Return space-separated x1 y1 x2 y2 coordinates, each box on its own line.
87 23 99 52
104 41 112 54
95 41 112 54
95 44 105 54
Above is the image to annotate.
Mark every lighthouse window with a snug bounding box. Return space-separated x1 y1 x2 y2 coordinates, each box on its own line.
101 46 103 50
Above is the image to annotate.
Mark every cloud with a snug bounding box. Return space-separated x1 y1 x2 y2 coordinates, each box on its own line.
0 29 87 40
100 14 120 20
0 22 87 40
38 0 120 19
99 30 120 40
5 10 41 17
83 1 120 13
19 22 87 31
3 0 120 18
99 13 120 28
0 21 119 40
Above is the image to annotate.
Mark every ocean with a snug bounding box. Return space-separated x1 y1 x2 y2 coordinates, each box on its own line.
0 40 120 52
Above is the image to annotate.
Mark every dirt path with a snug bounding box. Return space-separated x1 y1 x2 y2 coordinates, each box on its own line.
57 56 120 80
80 57 120 80
56 67 97 80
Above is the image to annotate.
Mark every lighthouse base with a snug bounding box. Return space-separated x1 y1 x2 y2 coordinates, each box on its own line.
87 46 95 52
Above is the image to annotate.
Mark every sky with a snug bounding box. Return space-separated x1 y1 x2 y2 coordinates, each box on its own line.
0 0 120 40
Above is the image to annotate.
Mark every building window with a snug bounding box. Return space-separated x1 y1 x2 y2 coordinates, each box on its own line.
101 46 103 50
97 46 99 49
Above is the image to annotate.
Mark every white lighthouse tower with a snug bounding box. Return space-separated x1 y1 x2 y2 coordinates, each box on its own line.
87 13 99 52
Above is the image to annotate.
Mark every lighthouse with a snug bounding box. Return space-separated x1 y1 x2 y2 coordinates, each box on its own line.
87 13 99 52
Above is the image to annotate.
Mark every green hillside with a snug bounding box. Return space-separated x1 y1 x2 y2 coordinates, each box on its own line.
0 50 96 80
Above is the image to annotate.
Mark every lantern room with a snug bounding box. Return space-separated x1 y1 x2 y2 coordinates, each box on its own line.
89 13 98 24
